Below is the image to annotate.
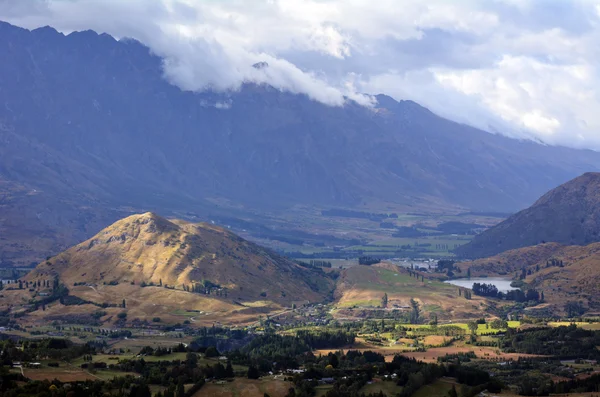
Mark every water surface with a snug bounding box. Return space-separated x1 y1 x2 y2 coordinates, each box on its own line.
444 277 517 293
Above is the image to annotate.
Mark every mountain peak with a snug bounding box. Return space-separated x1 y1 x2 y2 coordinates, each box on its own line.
32 25 62 37
110 212 179 236
252 61 269 69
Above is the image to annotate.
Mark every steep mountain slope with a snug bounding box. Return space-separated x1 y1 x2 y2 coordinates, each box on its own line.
26 212 334 304
458 242 600 314
456 173 600 258
3 21 600 265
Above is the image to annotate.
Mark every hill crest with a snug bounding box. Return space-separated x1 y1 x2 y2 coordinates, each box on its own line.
459 241 600 314
28 213 334 305
456 172 600 258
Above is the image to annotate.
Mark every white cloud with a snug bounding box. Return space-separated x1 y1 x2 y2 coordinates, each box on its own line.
1 0 600 149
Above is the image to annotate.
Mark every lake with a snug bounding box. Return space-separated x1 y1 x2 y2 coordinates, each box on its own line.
444 277 518 293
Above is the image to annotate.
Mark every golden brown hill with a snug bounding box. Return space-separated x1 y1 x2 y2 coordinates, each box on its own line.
26 212 334 306
456 172 600 258
459 242 600 314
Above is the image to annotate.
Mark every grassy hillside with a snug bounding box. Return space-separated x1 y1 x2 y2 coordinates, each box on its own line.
334 263 490 320
8 213 335 325
459 242 600 314
457 172 600 258
26 213 333 304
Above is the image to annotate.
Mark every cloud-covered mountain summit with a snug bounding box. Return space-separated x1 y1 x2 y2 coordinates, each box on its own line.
3 0 600 149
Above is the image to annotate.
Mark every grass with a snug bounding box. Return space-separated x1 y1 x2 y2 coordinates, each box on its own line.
22 366 97 382
349 267 456 296
412 379 454 397
360 380 402 396
70 352 189 367
345 234 473 257
548 321 600 330
337 299 380 308
315 384 334 397
193 377 292 397
171 309 202 316
397 321 520 335
423 304 444 313
133 352 189 362
91 369 138 380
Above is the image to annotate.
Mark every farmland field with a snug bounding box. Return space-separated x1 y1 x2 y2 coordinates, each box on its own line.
333 263 492 320
359 379 402 396
192 377 292 397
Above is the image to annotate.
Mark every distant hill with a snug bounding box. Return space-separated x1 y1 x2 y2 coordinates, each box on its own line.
3 20 600 265
458 242 600 315
456 173 600 258
26 212 334 306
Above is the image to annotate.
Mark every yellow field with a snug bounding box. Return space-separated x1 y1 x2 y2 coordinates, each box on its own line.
549 321 600 330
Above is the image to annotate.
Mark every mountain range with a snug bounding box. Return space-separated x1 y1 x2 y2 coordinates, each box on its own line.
457 173 600 258
3 20 600 265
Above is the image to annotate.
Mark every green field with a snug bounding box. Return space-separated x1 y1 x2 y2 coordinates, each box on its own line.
360 380 402 396
344 234 473 257
398 321 521 335
549 321 600 330
315 384 334 396
71 352 189 366
412 379 454 397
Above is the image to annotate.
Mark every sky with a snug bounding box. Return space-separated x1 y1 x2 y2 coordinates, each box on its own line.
1 0 600 149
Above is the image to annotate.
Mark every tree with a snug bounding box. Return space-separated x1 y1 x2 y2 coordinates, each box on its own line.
467 268 471 279
409 298 421 324
122 299 126 308
225 360 234 377
526 289 540 301
429 313 438 326
328 353 339 368
284 388 296 397
247 365 260 379
117 312 127 320
448 385 458 397
381 293 388 308
565 301 585 317
205 346 220 358
467 321 478 334
130 383 151 397
176 380 184 397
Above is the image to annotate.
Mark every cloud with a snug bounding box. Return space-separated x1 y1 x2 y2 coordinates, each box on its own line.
1 0 600 149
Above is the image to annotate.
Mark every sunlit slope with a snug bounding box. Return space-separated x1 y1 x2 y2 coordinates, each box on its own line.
27 212 333 305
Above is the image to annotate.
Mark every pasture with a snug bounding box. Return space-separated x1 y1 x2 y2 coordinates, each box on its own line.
192 377 292 397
